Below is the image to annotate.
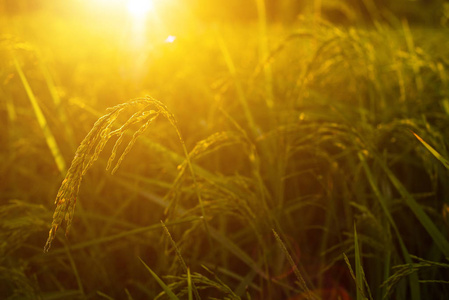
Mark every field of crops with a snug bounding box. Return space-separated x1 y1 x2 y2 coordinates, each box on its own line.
1 1 449 299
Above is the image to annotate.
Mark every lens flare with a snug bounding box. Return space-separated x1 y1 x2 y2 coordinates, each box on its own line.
165 35 176 43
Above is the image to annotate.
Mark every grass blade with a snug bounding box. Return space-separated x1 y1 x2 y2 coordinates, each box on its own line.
187 268 193 300
160 221 201 300
63 243 85 297
138 257 180 300
216 34 259 138
208 226 266 280
13 55 67 176
97 291 115 300
38 55 76 149
272 229 313 299
412 132 449 169
0 86 17 122
41 216 201 256
359 152 420 300
354 224 363 300
374 152 449 258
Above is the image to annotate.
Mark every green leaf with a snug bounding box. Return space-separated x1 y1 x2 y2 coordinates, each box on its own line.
354 224 364 300
413 132 449 170
13 55 67 176
359 152 420 300
187 268 193 300
138 257 179 300
97 291 115 300
374 152 449 258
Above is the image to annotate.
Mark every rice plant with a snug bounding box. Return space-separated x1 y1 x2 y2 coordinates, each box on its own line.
43 97 180 253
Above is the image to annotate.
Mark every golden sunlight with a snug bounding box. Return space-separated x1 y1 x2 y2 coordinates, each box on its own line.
164 35 176 43
126 0 153 19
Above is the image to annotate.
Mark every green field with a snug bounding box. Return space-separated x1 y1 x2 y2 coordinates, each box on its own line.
1 1 449 299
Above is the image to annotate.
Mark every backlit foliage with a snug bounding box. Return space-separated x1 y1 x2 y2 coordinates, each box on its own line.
1 0 449 299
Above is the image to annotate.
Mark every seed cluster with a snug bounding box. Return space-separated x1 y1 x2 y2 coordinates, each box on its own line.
44 97 173 252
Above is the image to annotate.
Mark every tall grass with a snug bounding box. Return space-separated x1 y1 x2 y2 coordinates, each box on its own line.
1 4 449 299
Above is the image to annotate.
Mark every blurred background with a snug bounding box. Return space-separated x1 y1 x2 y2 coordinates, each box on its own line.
1 0 448 24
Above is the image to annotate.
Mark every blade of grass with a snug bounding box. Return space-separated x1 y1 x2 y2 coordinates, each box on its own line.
0 86 17 122
272 229 315 300
442 98 449 116
97 291 115 300
187 268 193 300
13 55 67 176
200 265 243 299
412 132 449 169
354 224 367 300
216 34 260 138
117 178 266 280
125 288 134 300
382 248 392 299
343 253 362 297
246 290 252 300
204 263 262 295
359 152 420 300
235 268 258 297
138 257 180 300
38 54 76 150
208 226 266 280
160 221 200 300
161 221 188 272
42 216 201 256
373 151 449 258
63 243 85 297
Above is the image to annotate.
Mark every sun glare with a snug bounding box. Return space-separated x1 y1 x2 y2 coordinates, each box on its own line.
126 0 153 19
165 35 176 43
